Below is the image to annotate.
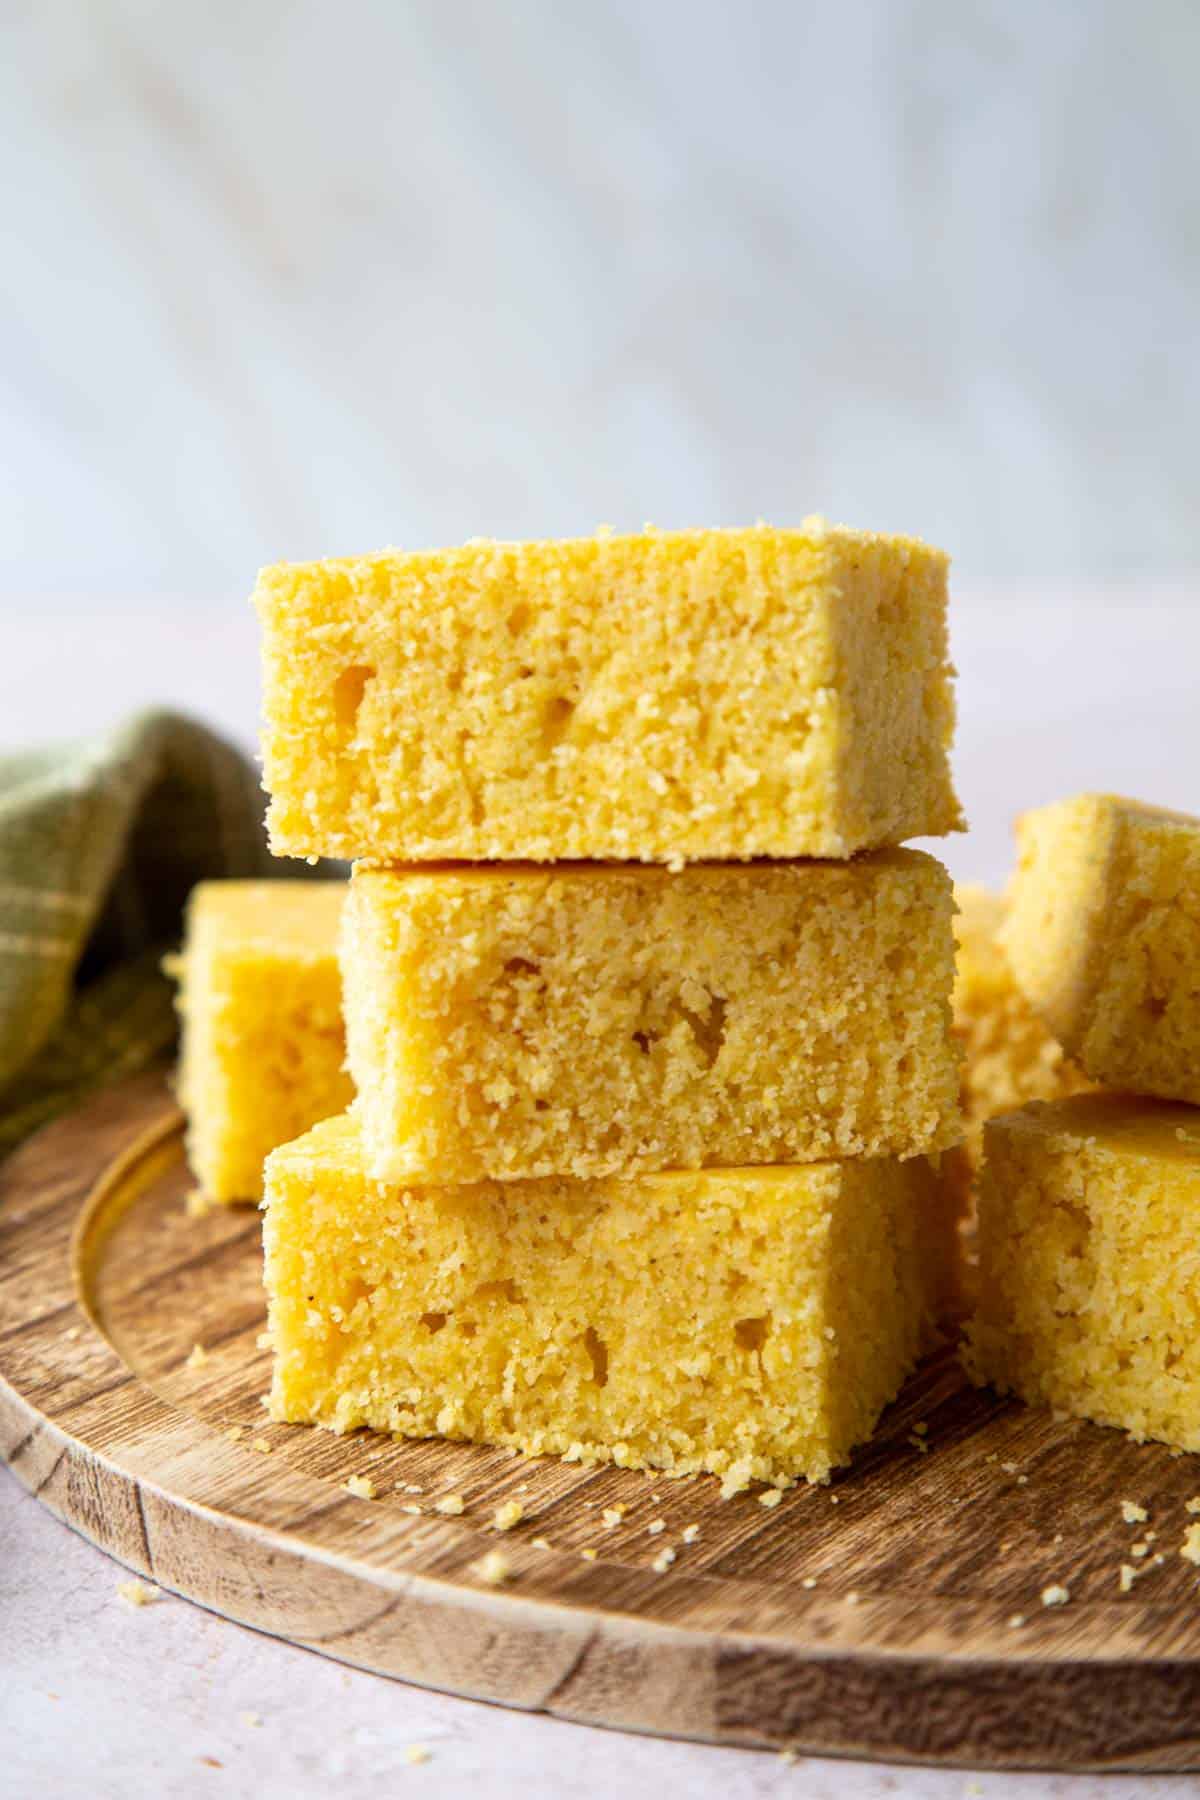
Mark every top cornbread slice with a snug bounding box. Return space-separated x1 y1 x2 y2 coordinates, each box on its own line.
1003 793 1200 1104
255 522 961 864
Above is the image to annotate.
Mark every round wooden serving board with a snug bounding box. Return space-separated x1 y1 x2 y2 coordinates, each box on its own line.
6 1075 1200 1771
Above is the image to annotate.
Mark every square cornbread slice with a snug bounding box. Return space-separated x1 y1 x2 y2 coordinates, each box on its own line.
264 1114 956 1487
953 884 1091 1166
255 522 961 864
1003 794 1200 1104
172 881 354 1202
341 850 962 1184
965 1094 1200 1449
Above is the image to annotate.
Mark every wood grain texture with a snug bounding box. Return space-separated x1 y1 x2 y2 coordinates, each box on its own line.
6 1074 1200 1770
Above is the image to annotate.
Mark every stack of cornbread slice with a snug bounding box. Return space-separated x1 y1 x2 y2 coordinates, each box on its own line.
965 794 1200 1452
238 522 967 1491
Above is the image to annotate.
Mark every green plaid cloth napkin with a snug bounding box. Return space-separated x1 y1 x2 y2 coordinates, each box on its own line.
0 708 278 1157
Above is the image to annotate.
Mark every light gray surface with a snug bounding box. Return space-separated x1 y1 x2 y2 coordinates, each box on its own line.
4 0 1199 599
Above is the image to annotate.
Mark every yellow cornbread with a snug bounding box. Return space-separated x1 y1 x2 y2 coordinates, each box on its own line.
953 884 1091 1164
264 1113 956 1486
172 881 353 1202
255 522 962 865
1003 794 1200 1104
965 1094 1200 1450
341 851 962 1184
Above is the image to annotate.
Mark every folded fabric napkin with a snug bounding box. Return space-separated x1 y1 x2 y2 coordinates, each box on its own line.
0 709 278 1157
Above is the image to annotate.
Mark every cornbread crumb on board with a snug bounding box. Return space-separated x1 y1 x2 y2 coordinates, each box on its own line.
185 1342 208 1370
342 853 962 1185
344 1474 375 1500
1121 1500 1150 1524
966 1094 1200 1452
473 1550 512 1587
1041 1584 1071 1609
435 1494 465 1517
255 524 960 865
492 1500 523 1531
1181 1526 1200 1566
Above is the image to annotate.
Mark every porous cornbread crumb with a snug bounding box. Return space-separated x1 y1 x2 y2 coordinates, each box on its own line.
255 523 961 865
263 1114 956 1487
952 885 1091 1165
1003 794 1200 1103
966 1094 1200 1450
342 852 961 1183
171 881 353 1202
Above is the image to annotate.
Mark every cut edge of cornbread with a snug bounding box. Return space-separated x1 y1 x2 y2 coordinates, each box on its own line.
965 1093 1200 1452
340 850 964 1184
256 521 963 865
264 1113 957 1488
172 880 353 1202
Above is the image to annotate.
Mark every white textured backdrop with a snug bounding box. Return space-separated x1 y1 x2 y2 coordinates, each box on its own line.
4 0 1199 608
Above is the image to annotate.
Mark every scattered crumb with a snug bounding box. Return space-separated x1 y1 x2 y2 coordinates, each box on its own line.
1121 1500 1149 1525
117 1579 160 1608
1131 1541 1151 1559
401 1503 423 1516
1016 1475 1029 1486
913 1420 928 1436
1052 1533 1063 1545
185 1343 208 1371
1041 1584 1070 1608
344 1474 375 1500
1000 1460 1019 1476
238 1712 262 1729
846 1590 861 1606
647 1519 666 1536
255 1330 272 1350
759 1489 783 1509
829 1494 840 1505
907 1433 929 1455
474 1549 512 1587
492 1500 523 1532
719 1459 755 1499
1186 1497 1200 1515
64 1326 81 1342
801 1577 817 1590
531 1537 551 1551
185 1189 214 1218
1119 1565 1137 1593
404 1745 430 1766
403 1482 423 1494
251 1438 272 1455
651 1547 676 1573
1181 1525 1200 1565
435 1494 465 1516
581 1548 598 1562
601 1507 625 1530
682 1524 700 1544
779 1747 799 1765
225 1425 245 1443
1007 1614 1026 1629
